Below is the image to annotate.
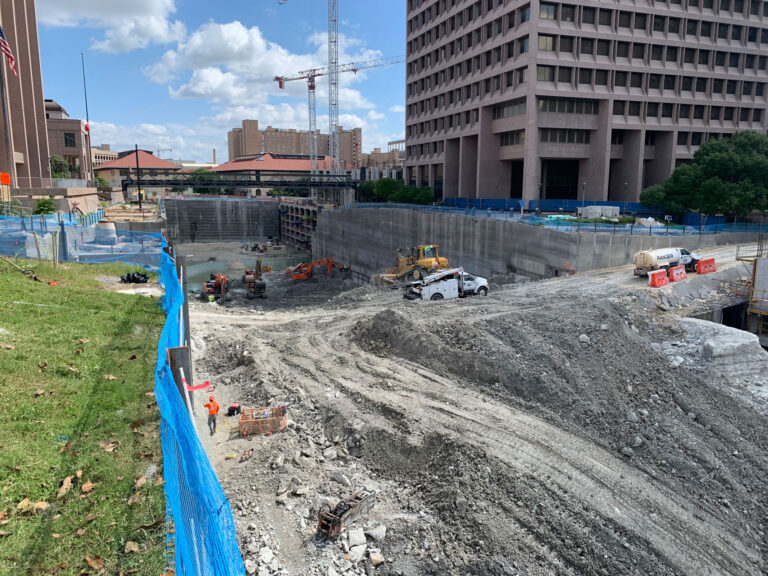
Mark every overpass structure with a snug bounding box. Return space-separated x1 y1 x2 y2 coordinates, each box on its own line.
121 170 357 193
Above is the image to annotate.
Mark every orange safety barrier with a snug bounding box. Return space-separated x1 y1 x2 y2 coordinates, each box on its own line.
696 258 717 275
668 265 687 283
649 269 669 288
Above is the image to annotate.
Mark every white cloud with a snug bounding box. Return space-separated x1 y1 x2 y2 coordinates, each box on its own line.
37 0 185 52
390 105 405 113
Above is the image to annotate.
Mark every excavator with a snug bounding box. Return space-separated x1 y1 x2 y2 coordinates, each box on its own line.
242 257 267 299
378 245 449 284
202 274 229 300
290 258 334 281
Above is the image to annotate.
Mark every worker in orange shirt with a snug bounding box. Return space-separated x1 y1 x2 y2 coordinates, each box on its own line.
203 395 220 436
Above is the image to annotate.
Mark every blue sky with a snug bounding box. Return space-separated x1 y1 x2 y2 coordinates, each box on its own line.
35 0 406 162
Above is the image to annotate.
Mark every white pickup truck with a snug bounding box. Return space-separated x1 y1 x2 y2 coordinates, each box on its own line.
633 247 700 276
404 267 489 300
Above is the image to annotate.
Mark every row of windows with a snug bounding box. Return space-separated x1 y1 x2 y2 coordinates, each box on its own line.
539 128 592 144
538 97 599 114
407 62 766 122
500 130 525 146
613 99 763 122
493 97 526 118
534 65 766 98
409 0 509 36
408 35 768 100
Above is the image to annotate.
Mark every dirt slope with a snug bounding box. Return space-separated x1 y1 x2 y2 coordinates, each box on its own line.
191 248 768 576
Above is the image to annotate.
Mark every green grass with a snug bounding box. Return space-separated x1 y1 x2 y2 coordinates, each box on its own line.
0 260 167 576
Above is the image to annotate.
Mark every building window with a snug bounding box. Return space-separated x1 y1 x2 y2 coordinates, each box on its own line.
583 7 596 24
540 3 556 19
518 67 528 84
662 103 673 117
581 38 594 54
711 106 721 120
560 36 574 52
537 65 555 81
518 36 529 53
561 5 575 22
645 132 657 145
699 50 710 65
648 103 659 117
634 13 647 29
740 108 751 122
613 100 626 115
691 132 703 146
539 128 591 144
724 107 735 120
595 69 608 85
493 97 527 119
520 4 530 22
677 132 689 145
630 72 643 88
652 45 663 61
500 130 525 146
615 71 628 86
64 133 76 148
597 40 610 56
669 17 680 33
628 101 641 116
539 35 555 51
619 11 631 28
538 97 599 114
611 130 625 144
617 42 629 58
649 74 661 89
579 68 593 84
632 43 645 59
558 67 572 82
680 104 691 118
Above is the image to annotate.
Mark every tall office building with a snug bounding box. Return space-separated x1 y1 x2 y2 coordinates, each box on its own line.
227 120 362 169
0 0 50 188
405 0 768 203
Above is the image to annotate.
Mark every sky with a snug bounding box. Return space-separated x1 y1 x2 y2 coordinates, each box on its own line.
35 0 406 163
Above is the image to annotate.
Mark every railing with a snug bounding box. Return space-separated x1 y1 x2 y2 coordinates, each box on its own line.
338 203 768 236
12 177 91 189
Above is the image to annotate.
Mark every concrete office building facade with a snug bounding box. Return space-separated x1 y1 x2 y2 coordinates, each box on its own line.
227 120 362 169
405 0 768 203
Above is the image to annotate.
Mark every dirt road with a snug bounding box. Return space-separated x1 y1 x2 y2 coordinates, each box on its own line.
191 247 768 576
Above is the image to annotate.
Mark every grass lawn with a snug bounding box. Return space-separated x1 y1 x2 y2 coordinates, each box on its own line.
0 260 168 576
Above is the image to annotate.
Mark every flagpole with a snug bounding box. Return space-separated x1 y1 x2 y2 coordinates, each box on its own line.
81 52 93 184
0 40 15 190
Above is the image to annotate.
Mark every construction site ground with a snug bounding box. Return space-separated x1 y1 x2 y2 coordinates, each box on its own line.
190 243 768 576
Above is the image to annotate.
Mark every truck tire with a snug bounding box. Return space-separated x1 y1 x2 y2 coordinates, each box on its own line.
477 287 488 296
430 293 444 300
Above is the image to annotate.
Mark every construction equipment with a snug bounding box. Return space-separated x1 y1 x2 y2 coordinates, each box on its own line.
379 245 449 284
202 274 229 300
243 257 267 299
274 56 404 182
291 258 334 281
317 489 377 539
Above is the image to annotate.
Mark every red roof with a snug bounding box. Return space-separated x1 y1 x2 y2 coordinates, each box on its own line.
94 150 181 171
212 153 334 173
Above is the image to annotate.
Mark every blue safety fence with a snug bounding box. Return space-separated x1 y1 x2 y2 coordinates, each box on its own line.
339 203 767 236
0 213 163 270
527 199 664 217
155 244 245 576
442 197 525 211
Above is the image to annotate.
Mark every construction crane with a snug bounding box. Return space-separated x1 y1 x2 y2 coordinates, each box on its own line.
274 56 404 180
277 0 341 175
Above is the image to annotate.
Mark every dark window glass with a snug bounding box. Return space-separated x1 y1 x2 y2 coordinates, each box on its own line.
583 7 596 23
613 100 626 115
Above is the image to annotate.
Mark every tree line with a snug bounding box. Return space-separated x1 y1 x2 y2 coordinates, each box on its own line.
640 131 768 217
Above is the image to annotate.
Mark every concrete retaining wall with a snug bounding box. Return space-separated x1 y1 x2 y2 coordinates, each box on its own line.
114 221 164 234
165 198 280 243
313 207 754 279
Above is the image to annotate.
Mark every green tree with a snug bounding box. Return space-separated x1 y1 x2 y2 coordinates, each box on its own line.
188 168 222 195
50 155 70 179
33 197 56 214
94 174 109 188
373 178 403 200
640 131 768 216
357 180 376 201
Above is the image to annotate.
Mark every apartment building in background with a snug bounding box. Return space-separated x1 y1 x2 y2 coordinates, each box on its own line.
92 144 119 167
227 120 363 169
45 99 92 181
0 0 50 188
358 139 406 180
405 0 768 203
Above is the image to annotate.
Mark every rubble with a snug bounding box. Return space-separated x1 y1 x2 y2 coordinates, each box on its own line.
191 247 768 576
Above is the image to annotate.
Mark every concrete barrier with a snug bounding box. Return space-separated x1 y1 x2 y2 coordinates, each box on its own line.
165 197 280 243
313 207 757 280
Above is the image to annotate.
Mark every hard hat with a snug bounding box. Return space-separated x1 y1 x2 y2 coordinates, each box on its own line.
209 395 214 400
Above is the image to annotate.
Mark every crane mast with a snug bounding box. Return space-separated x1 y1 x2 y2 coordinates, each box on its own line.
328 0 340 175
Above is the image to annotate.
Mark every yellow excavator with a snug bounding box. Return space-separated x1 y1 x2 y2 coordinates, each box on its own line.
378 245 449 284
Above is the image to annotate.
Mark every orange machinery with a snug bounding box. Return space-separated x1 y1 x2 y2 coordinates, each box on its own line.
290 258 334 281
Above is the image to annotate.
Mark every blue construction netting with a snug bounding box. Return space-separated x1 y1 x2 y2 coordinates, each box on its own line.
0 213 163 270
155 245 245 576
442 197 525 211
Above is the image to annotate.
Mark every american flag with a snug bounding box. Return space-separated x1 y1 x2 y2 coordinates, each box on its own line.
0 25 17 77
